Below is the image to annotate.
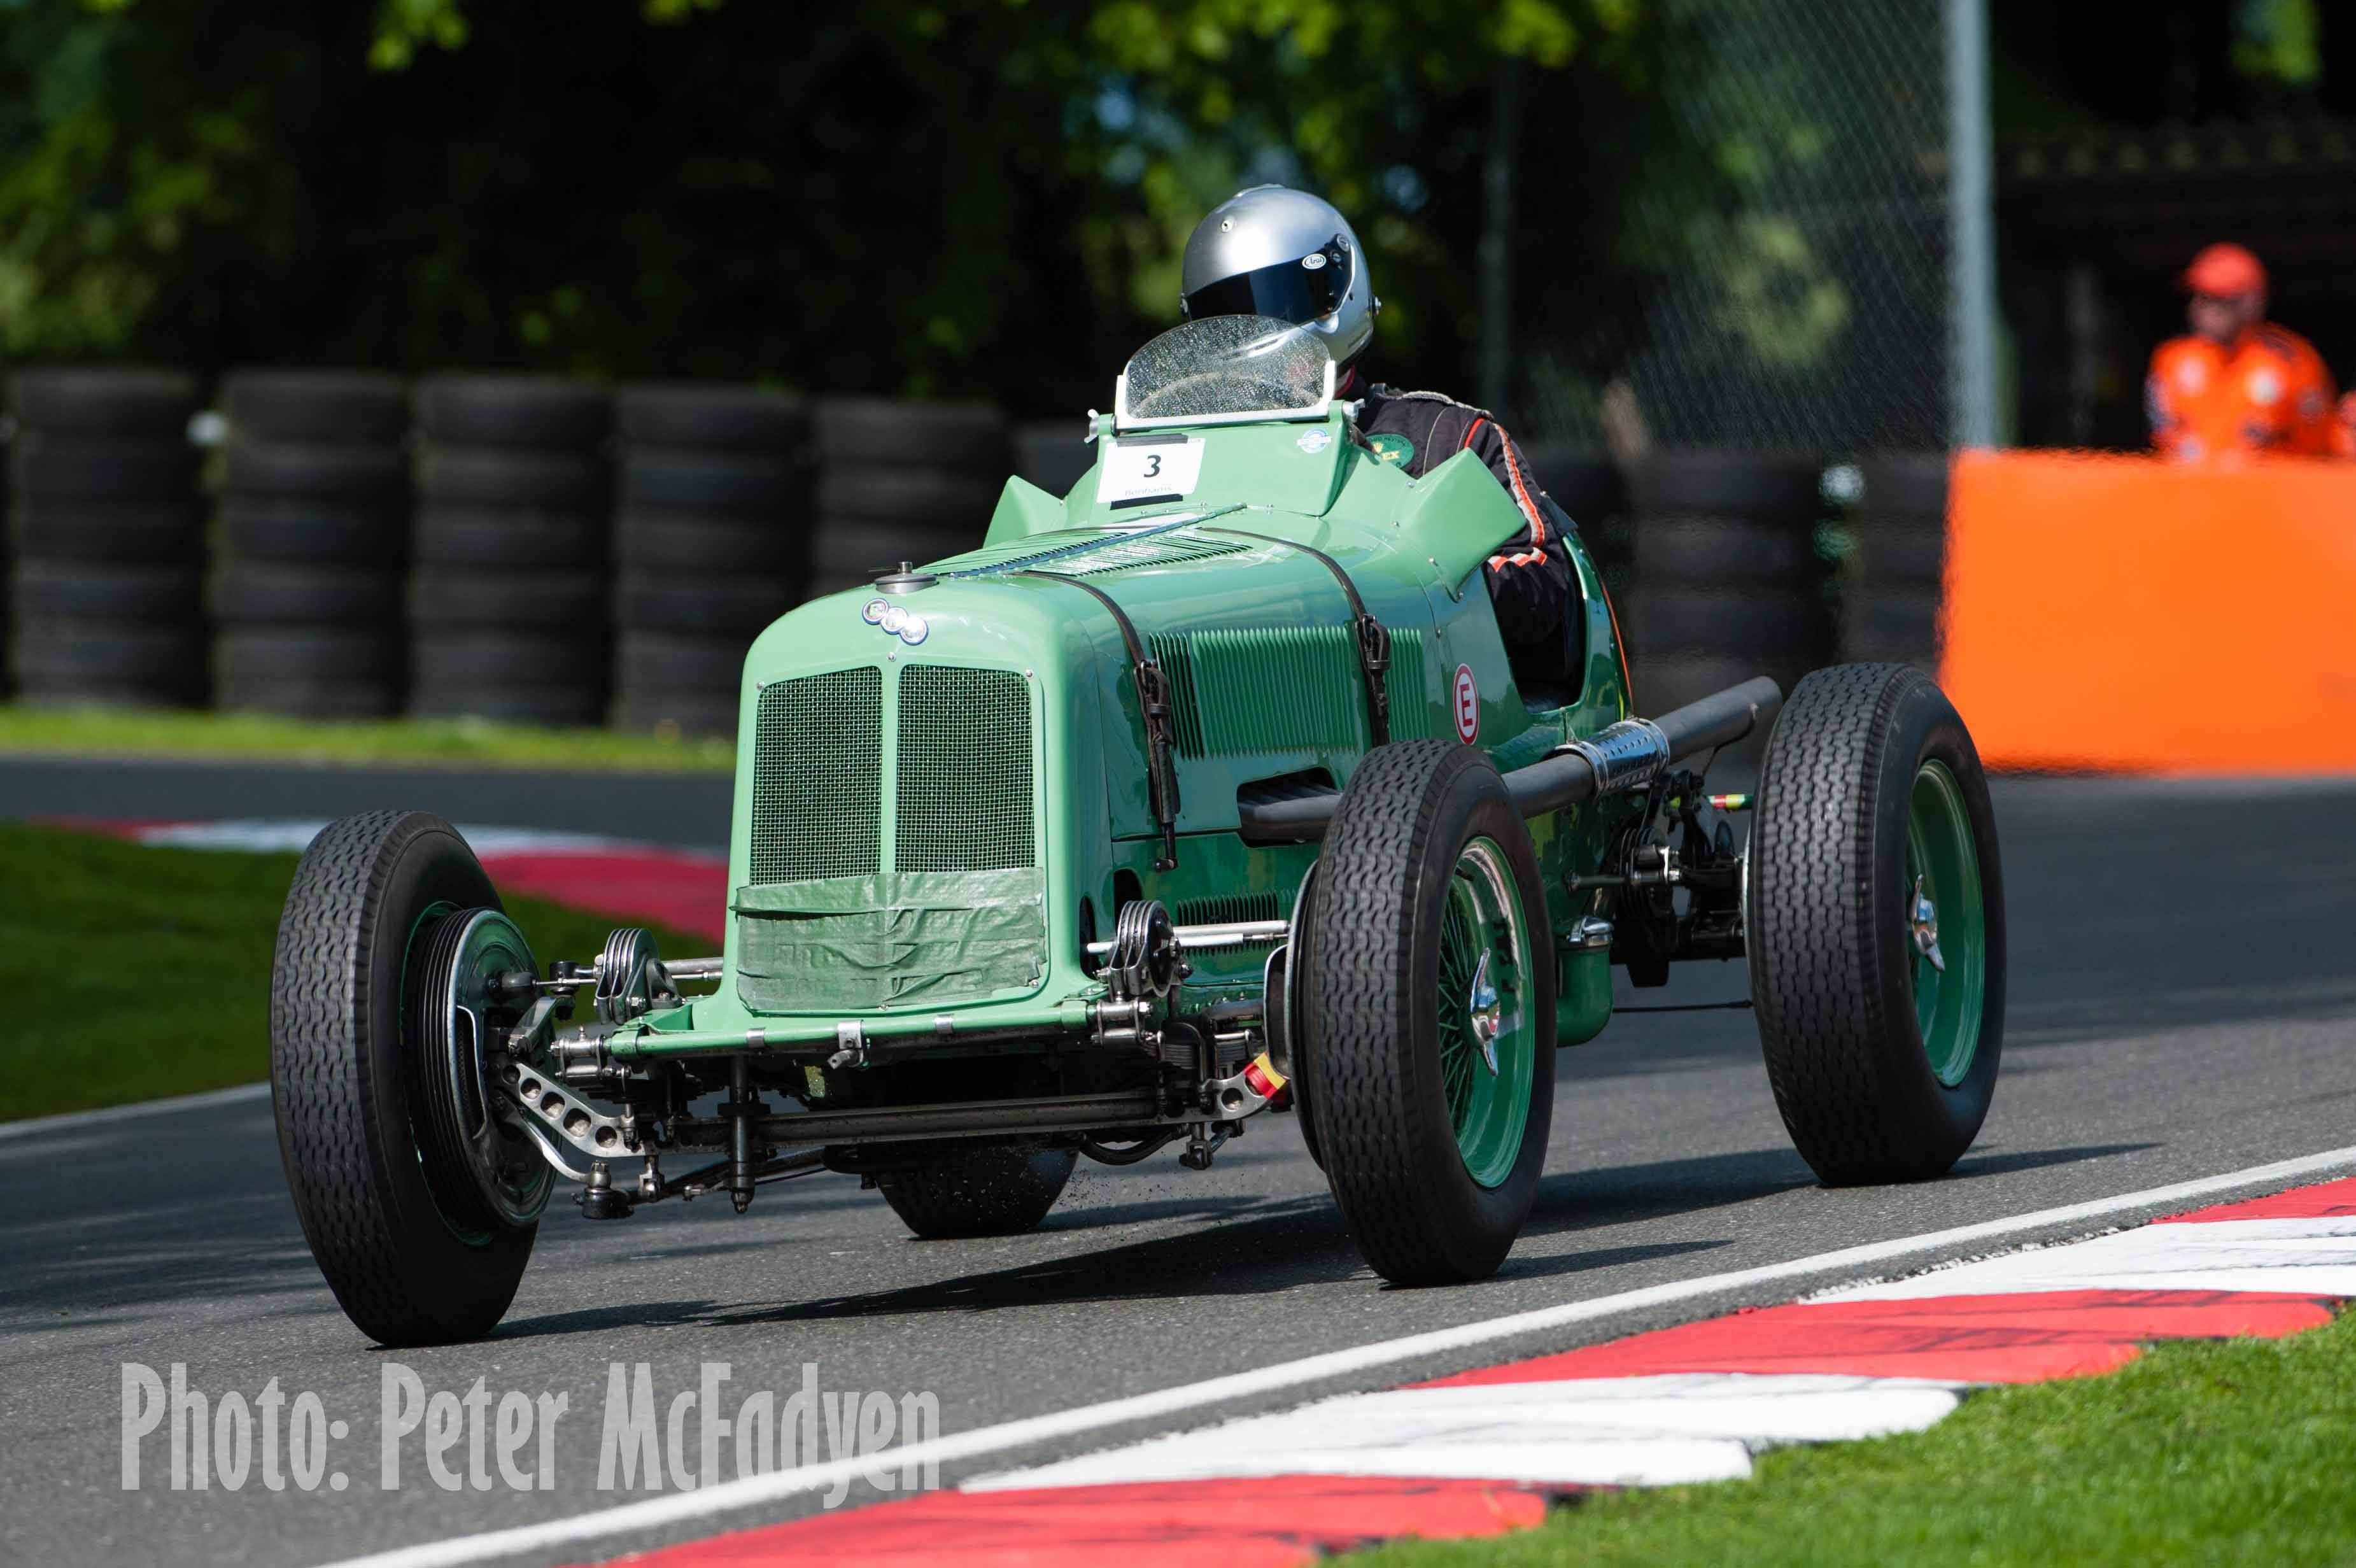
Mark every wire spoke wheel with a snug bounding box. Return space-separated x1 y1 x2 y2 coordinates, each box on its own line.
1903 759 1988 1088
1749 665 2006 1184
1303 740 1556 1284
1433 839 1536 1188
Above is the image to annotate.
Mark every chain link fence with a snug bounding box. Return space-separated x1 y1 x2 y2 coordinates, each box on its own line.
1530 0 1954 455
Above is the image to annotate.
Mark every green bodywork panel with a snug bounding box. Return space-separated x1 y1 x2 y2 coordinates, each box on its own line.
608 406 1635 1063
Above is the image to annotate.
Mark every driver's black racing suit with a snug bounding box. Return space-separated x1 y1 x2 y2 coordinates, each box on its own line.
1351 383 1575 667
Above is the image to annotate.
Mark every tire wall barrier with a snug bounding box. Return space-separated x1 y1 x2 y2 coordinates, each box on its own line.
214 370 408 717
611 384 810 737
1840 451 1949 675
1613 448 1831 770
1013 418 1097 504
409 376 612 727
5 370 204 707
1941 451 2356 773
0 373 1924 759
809 398 1010 601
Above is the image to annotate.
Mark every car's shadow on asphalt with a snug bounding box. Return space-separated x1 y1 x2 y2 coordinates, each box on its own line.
1522 1140 2156 1240
490 1138 2166 1341
498 1192 1351 1338
1948 1141 2157 1178
495 1186 1746 1338
1527 1147 1816 1235
1463 1237 1728 1289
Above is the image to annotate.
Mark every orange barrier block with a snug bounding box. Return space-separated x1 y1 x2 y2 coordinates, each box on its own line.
1943 451 2356 773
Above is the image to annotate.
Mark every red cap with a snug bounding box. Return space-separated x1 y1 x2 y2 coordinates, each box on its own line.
2182 243 2266 299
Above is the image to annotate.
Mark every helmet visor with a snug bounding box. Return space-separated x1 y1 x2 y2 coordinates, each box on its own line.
1183 241 1350 327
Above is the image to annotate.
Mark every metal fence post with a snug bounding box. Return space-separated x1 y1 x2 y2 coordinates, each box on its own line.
1946 0 1999 449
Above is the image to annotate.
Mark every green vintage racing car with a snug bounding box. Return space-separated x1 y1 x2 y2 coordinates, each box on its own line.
271 316 2005 1346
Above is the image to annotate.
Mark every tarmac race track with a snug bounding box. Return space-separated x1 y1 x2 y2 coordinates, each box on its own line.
4 775 2353 1568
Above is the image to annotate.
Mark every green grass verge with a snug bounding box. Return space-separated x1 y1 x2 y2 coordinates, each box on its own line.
0 703 735 773
1350 1308 2356 1568
0 823 707 1122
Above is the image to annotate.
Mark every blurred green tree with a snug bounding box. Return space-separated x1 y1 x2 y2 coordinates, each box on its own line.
0 0 1680 415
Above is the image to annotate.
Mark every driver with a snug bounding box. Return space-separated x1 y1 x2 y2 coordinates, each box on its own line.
1178 185 1575 663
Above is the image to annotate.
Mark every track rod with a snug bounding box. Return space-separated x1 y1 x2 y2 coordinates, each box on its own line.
675 1088 1171 1149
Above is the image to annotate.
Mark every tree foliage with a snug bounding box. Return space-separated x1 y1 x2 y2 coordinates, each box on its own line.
0 0 1680 414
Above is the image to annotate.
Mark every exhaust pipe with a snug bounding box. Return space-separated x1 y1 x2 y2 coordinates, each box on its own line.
1239 676 1784 843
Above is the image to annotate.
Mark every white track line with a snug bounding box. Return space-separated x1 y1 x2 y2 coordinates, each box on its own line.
4 1080 269 1139
321 1141 2356 1568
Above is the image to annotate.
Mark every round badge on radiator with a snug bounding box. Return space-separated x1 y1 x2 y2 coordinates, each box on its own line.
898 614 929 646
862 598 888 625
1453 663 1479 744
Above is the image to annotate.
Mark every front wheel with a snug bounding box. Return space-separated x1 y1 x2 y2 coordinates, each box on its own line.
271 811 547 1345
1747 663 2006 1183
1303 740 1556 1284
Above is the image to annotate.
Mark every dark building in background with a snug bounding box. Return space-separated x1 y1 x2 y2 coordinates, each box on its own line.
1995 0 2356 447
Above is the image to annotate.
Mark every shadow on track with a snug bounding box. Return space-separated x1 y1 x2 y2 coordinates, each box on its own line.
1522 1141 2157 1242
1948 1141 2157 1178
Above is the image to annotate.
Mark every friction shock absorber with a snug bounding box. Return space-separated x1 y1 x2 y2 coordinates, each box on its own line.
724 1055 764 1213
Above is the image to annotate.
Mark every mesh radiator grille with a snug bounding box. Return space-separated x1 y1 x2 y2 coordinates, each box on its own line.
896 665 1036 873
749 668 882 884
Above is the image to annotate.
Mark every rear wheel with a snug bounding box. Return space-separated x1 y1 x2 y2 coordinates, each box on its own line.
1304 740 1555 1283
271 811 547 1345
1747 663 2005 1183
1274 866 1327 1171
875 1140 1077 1239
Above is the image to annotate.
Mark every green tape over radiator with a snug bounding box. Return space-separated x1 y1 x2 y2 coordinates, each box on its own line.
733 867 1046 1012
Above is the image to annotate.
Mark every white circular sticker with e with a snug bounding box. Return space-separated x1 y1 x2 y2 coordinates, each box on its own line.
1452 663 1479 744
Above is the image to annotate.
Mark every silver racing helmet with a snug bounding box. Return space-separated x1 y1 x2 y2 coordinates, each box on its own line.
1180 185 1378 368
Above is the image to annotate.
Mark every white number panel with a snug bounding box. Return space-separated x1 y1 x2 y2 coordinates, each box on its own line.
1096 436 1205 505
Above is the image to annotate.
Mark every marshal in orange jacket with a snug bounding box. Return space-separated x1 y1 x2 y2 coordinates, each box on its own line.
2147 324 2338 460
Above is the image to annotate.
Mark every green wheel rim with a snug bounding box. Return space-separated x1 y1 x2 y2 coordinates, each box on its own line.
403 901 493 1247
1903 759 1988 1087
405 903 547 1244
1434 837 1536 1188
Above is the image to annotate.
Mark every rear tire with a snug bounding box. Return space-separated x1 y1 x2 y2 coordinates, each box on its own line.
1280 879 1328 1172
270 811 542 1345
875 1141 1077 1239
1304 740 1555 1284
1748 664 2005 1183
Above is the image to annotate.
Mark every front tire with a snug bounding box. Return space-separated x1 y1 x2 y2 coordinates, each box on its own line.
1748 664 2006 1183
271 810 543 1346
1304 740 1556 1284
875 1140 1077 1239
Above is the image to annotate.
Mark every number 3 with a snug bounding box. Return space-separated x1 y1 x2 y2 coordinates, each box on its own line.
1143 453 1162 478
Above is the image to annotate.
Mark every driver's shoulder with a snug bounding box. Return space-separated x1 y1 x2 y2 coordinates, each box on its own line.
1357 383 1499 450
